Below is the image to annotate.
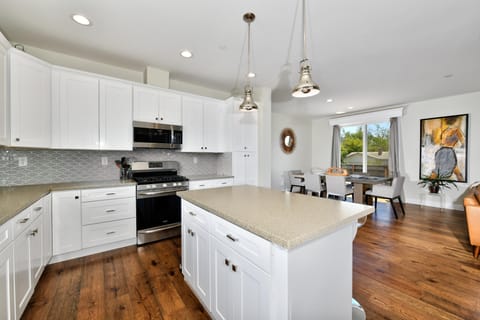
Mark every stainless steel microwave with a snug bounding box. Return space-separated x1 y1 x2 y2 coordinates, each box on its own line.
133 121 182 149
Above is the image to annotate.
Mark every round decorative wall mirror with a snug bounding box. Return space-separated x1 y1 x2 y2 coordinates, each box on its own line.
280 128 296 154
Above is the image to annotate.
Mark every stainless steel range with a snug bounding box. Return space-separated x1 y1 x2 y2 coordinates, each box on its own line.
131 161 188 245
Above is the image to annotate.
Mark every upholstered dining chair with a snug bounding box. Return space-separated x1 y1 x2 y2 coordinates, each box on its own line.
365 176 406 219
288 170 305 193
325 174 354 201
304 172 325 197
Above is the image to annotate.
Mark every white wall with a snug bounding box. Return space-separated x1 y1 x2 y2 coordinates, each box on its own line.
271 113 312 191
311 91 480 210
257 87 272 188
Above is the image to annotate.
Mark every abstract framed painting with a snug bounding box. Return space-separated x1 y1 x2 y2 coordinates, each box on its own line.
419 114 468 182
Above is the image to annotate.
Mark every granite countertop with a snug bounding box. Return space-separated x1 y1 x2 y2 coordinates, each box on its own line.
0 180 136 226
178 185 374 249
187 175 234 181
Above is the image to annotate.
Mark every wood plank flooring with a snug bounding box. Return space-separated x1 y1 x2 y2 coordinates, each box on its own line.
23 202 480 319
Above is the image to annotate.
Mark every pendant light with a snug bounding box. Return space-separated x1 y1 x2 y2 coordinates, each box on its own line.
239 12 258 111
292 0 320 98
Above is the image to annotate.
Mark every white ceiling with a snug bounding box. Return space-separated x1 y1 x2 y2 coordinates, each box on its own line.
1 0 479 117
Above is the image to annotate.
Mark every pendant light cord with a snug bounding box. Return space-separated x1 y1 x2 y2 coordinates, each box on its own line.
302 0 307 62
247 20 252 87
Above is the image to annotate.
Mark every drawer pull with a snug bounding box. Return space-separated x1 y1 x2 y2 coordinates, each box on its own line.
29 228 38 236
106 231 116 235
75 196 79 199
225 259 230 266
19 218 29 224
187 228 192 235
33 206 43 212
106 192 116 196
190 230 195 237
188 211 197 216
221 182 227 185
105 209 116 213
226 234 238 242
232 264 237 272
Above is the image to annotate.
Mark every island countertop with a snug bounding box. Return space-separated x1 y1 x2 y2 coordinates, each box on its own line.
177 185 374 249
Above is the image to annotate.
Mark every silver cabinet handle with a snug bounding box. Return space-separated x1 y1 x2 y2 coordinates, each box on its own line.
226 234 238 242
105 209 116 213
225 259 230 266
29 228 38 236
105 192 116 195
189 211 197 216
221 182 227 185
190 230 195 236
33 206 43 212
19 218 29 224
232 264 237 272
15 138 20 142
187 228 192 235
106 231 116 235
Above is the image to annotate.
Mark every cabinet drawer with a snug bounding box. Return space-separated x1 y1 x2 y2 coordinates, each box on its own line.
182 200 210 231
210 214 271 273
213 178 233 188
0 219 13 253
82 198 135 225
82 218 136 248
188 181 211 190
13 198 44 238
81 186 135 202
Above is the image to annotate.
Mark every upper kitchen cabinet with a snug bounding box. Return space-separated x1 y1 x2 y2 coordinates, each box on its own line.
0 32 10 146
99 79 133 150
7 49 52 148
52 68 99 149
228 97 258 152
182 96 230 153
133 86 181 125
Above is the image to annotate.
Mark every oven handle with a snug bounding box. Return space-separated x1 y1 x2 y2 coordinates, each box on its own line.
137 190 185 199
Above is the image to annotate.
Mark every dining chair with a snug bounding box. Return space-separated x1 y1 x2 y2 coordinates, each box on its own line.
364 176 406 219
325 174 354 201
304 172 325 197
288 170 305 193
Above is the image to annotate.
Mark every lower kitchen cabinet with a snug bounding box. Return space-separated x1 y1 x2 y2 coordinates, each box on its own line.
52 190 82 256
232 152 258 186
188 178 233 191
0 243 14 320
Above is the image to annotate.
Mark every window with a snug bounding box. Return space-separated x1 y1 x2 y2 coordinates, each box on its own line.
340 122 389 176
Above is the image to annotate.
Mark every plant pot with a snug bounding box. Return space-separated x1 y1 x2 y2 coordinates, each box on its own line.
429 185 440 193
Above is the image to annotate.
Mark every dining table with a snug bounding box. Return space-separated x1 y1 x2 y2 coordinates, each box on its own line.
346 175 392 204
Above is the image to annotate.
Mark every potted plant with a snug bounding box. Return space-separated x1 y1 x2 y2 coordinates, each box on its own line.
418 175 458 193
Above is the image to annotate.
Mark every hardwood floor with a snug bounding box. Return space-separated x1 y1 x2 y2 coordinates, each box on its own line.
23 202 480 319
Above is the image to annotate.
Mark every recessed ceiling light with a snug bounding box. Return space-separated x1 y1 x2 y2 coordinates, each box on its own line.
180 50 193 58
247 72 256 78
326 98 333 103
336 111 346 115
72 14 91 26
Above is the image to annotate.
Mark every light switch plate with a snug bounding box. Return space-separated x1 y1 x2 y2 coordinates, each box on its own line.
101 156 108 166
18 157 27 167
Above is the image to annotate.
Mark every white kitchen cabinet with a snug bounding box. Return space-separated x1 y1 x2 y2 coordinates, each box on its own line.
52 190 82 256
182 203 211 310
229 97 257 152
232 152 258 186
9 49 51 148
13 213 43 320
99 79 133 150
42 194 52 267
182 96 229 152
188 178 233 191
0 243 14 320
0 31 10 146
52 69 99 149
211 236 270 320
133 86 181 125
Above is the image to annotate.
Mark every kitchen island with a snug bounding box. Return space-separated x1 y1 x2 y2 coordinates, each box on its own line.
177 185 374 319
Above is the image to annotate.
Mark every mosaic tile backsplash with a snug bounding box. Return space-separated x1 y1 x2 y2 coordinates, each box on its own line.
0 148 232 186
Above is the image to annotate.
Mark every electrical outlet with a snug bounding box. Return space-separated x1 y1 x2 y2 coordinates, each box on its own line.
101 156 108 166
18 156 27 167
193 156 198 164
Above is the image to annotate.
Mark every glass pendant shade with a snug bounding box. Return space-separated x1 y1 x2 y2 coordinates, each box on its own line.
292 62 320 98
239 86 258 110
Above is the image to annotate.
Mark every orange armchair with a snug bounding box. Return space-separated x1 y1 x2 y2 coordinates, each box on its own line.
464 186 480 258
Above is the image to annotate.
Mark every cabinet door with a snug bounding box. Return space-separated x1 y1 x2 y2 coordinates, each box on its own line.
203 101 220 152
182 96 204 152
0 244 14 320
211 237 235 320
232 251 270 320
133 86 158 122
99 79 133 150
55 70 99 149
193 224 210 309
0 37 9 146
182 219 195 286
244 152 258 186
52 190 82 256
232 152 246 185
231 109 257 152
10 50 51 148
13 228 32 318
30 216 43 285
42 194 52 267
159 91 181 125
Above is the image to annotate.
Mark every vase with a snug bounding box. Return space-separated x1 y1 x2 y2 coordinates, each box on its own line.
429 185 440 193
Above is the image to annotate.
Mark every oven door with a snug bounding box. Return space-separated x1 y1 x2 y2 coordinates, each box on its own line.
136 190 182 245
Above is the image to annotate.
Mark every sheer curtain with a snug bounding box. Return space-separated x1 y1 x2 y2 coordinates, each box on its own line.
331 125 341 168
388 117 400 177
